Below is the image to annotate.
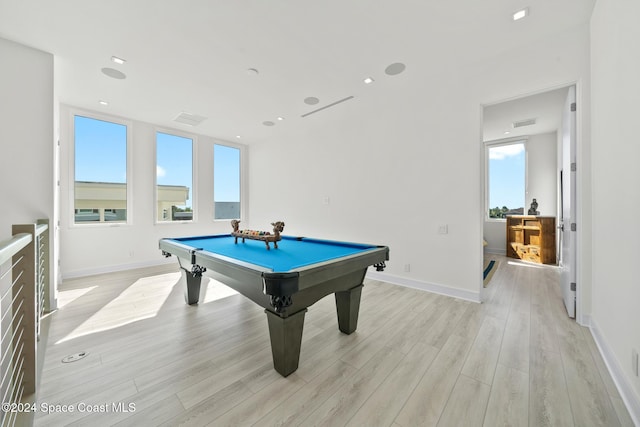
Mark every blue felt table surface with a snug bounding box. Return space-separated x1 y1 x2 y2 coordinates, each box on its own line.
168 234 377 272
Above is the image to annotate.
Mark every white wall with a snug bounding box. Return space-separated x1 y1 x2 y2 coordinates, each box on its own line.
0 37 56 305
591 0 640 420
249 24 591 303
58 105 247 277
484 132 558 254
528 132 558 216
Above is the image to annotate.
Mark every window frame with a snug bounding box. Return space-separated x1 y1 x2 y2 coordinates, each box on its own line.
213 141 245 222
154 128 198 224
484 137 529 222
69 109 133 227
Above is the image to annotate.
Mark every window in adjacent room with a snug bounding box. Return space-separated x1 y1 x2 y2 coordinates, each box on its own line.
74 115 128 224
214 144 241 220
486 140 526 219
156 132 194 222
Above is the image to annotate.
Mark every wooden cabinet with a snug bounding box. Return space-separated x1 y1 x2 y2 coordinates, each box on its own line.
506 215 556 264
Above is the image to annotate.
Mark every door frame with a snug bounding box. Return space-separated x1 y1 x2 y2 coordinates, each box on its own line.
479 80 587 325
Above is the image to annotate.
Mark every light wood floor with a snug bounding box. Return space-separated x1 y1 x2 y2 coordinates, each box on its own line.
29 255 634 426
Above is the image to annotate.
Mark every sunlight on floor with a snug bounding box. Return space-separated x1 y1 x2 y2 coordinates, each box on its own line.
56 272 240 344
56 272 180 344
507 260 558 269
58 286 98 308
201 277 239 303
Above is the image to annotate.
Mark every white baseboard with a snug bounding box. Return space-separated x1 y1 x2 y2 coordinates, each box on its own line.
484 247 506 256
366 270 481 303
589 319 640 426
62 258 176 280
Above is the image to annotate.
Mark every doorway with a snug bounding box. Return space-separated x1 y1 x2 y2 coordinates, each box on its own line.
481 84 578 319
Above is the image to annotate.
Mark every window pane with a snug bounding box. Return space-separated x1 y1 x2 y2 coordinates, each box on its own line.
214 144 240 220
157 132 193 221
74 116 127 223
488 142 525 218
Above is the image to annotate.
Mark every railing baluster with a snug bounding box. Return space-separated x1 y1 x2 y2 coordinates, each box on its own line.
0 219 49 426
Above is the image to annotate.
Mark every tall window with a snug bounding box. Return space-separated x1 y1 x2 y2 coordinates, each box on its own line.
74 115 128 223
486 141 526 219
214 144 241 220
156 132 193 222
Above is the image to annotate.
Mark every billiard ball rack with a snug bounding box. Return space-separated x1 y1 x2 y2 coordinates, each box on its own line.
230 220 284 250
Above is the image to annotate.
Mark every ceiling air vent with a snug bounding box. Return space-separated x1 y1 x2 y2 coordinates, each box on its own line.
174 112 207 126
301 96 355 118
512 118 536 128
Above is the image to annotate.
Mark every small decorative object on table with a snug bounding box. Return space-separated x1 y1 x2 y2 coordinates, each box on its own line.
231 220 285 250
528 198 539 215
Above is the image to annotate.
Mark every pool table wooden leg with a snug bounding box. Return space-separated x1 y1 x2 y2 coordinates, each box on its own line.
180 267 202 305
265 308 307 377
335 284 363 334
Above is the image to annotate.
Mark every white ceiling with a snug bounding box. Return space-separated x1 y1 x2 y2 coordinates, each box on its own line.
0 0 595 145
483 86 570 142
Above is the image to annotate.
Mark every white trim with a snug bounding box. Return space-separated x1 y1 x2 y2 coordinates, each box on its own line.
590 319 640 427
574 80 584 325
484 248 507 256
366 270 481 303
62 257 176 280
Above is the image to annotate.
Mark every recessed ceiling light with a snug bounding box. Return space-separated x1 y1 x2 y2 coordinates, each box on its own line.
98 100 109 106
236 135 241 139
363 77 374 84
111 56 126 65
504 131 511 135
247 68 259 76
263 121 275 126
513 8 529 21
277 116 284 121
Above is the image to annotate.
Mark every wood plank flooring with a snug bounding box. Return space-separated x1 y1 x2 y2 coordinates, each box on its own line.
28 256 633 426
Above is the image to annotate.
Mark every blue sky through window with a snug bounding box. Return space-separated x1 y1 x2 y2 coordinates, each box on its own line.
75 115 241 210
488 143 525 211
75 116 127 183
157 132 193 208
214 144 240 202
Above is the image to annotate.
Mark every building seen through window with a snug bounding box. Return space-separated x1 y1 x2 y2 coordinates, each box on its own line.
74 115 128 223
156 132 193 222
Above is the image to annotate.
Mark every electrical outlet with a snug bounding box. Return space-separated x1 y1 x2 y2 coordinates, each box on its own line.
633 348 639 376
438 225 448 234
403 264 411 272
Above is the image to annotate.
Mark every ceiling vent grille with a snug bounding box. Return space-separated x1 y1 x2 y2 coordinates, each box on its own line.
512 118 536 128
301 96 355 118
174 112 207 126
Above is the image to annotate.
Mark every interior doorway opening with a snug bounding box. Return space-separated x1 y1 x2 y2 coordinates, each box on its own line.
481 84 578 319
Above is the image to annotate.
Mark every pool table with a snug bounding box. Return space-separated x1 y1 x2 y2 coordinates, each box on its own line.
159 234 389 376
